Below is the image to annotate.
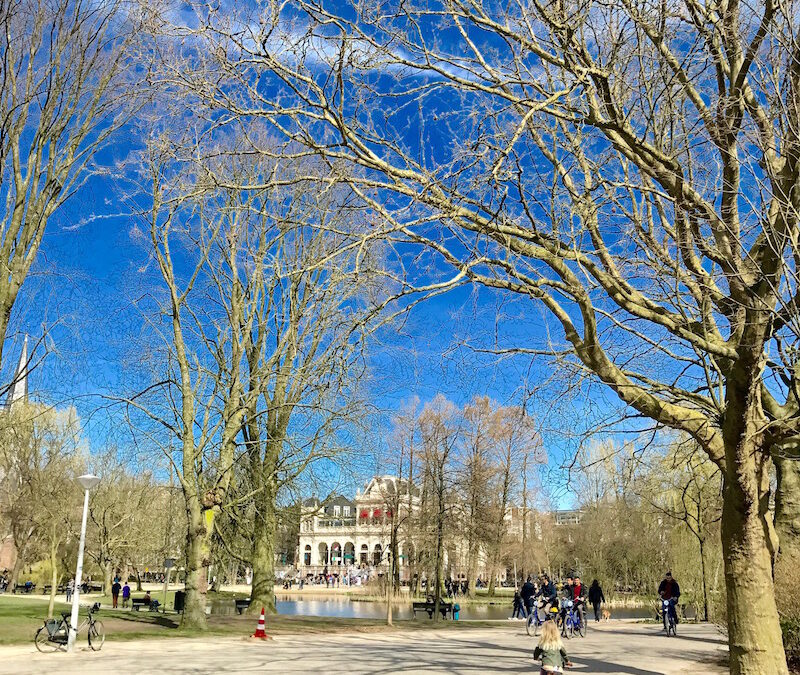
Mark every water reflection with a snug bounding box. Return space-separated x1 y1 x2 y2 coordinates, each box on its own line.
211 594 652 621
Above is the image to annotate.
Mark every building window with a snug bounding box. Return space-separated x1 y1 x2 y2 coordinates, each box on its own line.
334 505 341 516
343 506 350 517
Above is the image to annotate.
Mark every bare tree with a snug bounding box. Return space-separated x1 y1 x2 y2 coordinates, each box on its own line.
457 397 493 598
148 0 800 668
418 395 459 622
0 0 135 372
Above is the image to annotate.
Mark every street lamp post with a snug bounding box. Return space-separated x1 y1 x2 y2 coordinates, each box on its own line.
67 473 101 653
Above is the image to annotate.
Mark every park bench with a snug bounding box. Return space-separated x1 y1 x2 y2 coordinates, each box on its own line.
13 583 35 594
412 601 453 619
41 585 66 595
131 597 157 611
235 598 252 614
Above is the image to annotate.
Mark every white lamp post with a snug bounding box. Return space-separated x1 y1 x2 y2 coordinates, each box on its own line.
67 473 101 653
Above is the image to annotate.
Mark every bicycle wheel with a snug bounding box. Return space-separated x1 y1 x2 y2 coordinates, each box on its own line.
525 614 535 636
669 616 677 637
35 625 63 653
88 620 105 651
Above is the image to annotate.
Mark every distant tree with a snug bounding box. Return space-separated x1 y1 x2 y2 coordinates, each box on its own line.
0 0 135 376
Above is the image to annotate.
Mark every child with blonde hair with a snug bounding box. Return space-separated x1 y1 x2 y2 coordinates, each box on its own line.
533 621 573 674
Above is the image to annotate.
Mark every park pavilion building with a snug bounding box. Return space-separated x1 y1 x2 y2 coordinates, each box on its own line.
298 476 418 576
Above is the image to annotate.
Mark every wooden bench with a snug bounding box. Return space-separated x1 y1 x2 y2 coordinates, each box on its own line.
235 598 252 614
41 585 66 595
131 597 153 611
412 601 453 619
13 583 35 594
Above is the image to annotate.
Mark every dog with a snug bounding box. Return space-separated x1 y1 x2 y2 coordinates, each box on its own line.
601 608 611 622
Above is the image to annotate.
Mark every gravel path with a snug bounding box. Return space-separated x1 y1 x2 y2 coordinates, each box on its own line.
0 620 727 674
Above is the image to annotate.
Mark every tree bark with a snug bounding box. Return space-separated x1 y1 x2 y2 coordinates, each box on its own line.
103 561 112 597
248 483 277 615
721 454 787 674
774 453 800 559
181 494 213 629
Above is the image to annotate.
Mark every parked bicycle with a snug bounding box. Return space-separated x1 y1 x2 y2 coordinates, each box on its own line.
661 598 677 637
35 602 104 652
558 598 586 639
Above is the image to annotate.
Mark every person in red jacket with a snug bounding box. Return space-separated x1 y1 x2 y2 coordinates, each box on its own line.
571 576 586 627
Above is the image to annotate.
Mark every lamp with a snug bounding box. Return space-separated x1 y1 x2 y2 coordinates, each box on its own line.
67 473 101 652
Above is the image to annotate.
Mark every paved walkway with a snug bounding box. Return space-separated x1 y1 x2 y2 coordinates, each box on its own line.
0 621 727 674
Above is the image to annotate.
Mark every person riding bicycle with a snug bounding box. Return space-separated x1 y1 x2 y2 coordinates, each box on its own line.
558 576 575 624
658 571 681 625
571 576 587 627
538 574 558 618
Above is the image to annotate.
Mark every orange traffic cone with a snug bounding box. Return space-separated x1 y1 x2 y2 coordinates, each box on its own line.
251 607 271 640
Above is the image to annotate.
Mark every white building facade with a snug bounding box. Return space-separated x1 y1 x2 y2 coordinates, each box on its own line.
298 476 417 576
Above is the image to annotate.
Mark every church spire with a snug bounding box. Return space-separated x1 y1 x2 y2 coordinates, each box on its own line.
6 335 29 409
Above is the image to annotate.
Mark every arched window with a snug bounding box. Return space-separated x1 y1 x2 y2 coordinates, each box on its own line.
304 545 311 566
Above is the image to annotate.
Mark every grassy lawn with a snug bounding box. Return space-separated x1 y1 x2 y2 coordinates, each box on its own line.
0 595 502 647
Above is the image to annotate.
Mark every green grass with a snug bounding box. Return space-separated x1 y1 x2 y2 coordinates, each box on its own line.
0 594 502 646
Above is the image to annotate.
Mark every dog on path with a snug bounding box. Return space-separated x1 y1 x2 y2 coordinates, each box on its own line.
601 608 611 622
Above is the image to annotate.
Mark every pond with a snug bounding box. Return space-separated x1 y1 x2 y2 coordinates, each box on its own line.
210 594 654 621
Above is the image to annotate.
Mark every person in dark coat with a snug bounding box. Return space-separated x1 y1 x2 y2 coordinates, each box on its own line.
512 590 525 619
658 571 681 625
111 579 121 608
588 579 606 622
520 576 536 618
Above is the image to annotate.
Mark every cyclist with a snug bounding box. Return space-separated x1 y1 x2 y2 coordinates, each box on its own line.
658 571 681 627
538 574 558 618
571 575 587 628
558 576 574 624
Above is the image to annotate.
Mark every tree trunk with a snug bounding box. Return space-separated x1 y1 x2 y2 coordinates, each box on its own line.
47 533 58 619
721 460 787 674
181 495 212 629
103 561 112 597
433 479 445 623
248 483 277 615
9 549 24 590
698 537 709 623
774 453 800 559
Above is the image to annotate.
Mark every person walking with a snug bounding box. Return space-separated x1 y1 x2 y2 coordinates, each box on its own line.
588 580 605 622
66 577 74 603
520 576 536 619
511 590 525 619
122 581 131 608
111 579 121 608
534 621 573 674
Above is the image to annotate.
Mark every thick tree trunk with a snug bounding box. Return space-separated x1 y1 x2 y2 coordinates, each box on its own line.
721 459 787 674
181 496 212 630
103 561 112 597
774 453 800 558
248 483 277 615
9 550 24 590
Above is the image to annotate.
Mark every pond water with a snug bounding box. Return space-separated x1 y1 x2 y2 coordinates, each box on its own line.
210 594 654 621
